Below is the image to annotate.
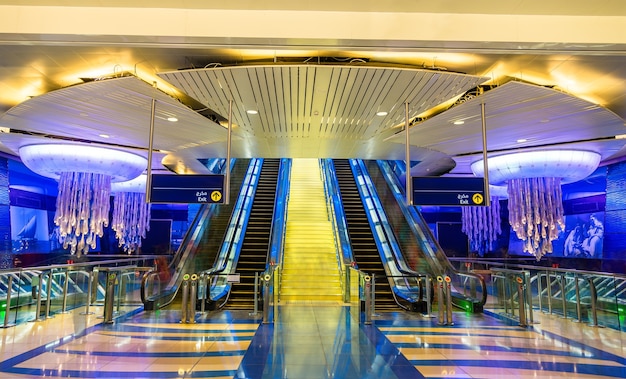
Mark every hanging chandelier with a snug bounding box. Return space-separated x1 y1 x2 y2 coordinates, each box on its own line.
471 150 601 260
111 175 151 254
19 144 147 256
461 186 506 256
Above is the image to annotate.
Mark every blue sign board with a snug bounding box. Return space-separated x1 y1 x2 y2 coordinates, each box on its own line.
150 174 225 204
412 176 486 206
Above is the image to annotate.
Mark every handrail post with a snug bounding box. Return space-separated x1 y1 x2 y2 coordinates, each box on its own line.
371 275 378 317
103 272 117 324
250 272 260 317
262 273 272 324
188 274 198 324
524 271 534 324
437 276 445 325
45 270 54 320
547 272 553 314
574 274 583 322
200 274 208 314
559 274 567 319
425 275 434 317
180 274 190 323
60 270 70 313
516 275 527 327
364 275 372 325
33 272 43 322
587 277 601 327
445 276 454 326
537 272 544 312
1 275 15 328
343 265 350 303
80 271 95 315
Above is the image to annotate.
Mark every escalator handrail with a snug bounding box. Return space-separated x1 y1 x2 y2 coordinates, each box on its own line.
201 159 263 278
348 159 417 308
322 159 353 267
268 158 291 268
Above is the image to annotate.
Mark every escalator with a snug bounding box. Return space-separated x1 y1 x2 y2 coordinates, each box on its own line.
365 160 438 276
373 160 487 312
224 158 280 310
184 159 251 276
333 159 398 310
143 159 250 310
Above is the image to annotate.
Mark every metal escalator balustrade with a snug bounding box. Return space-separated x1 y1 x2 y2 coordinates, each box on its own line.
141 159 250 310
376 160 487 312
225 159 281 310
333 159 398 310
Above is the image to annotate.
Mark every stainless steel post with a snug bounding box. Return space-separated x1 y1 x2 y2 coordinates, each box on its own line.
45 270 54 319
525 272 535 324
547 272 553 314
575 274 582 322
517 276 527 327
61 270 69 313
364 275 372 325
103 273 116 324
445 276 453 326
180 276 189 323
189 274 198 324
588 277 600 327
80 271 95 315
33 272 43 321
537 272 544 312
1 275 14 328
343 266 350 303
371 275 378 317
425 275 433 317
560 274 567 319
200 274 208 313
437 276 445 325
262 273 271 324
250 272 260 317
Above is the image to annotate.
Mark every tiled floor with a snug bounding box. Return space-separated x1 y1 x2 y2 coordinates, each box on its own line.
1 302 625 378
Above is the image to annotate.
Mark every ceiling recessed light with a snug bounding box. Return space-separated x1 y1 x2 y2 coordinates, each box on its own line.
376 111 388 116
453 120 464 125
517 138 528 143
247 110 258 115
167 117 178 122
99 134 110 138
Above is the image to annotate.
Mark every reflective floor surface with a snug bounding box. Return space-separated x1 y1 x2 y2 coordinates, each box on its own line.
1 302 625 378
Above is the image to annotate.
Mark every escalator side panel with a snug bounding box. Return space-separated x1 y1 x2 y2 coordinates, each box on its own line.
225 159 281 310
333 159 398 310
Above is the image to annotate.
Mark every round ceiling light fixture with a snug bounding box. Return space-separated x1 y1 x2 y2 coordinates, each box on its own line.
470 150 602 260
19 144 146 182
470 149 601 186
18 143 147 256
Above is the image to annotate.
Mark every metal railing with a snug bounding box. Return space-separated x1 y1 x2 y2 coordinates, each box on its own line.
450 258 626 331
1 257 153 328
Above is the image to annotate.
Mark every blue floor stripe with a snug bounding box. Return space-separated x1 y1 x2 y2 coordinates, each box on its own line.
3 367 238 378
102 333 253 341
362 324 427 379
236 323 273 379
53 349 247 358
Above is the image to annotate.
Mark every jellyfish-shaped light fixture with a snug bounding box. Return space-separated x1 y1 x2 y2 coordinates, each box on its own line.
471 150 601 260
111 175 151 254
18 144 147 257
461 185 507 256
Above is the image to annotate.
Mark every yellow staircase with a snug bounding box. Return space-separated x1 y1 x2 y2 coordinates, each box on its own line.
280 158 343 302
